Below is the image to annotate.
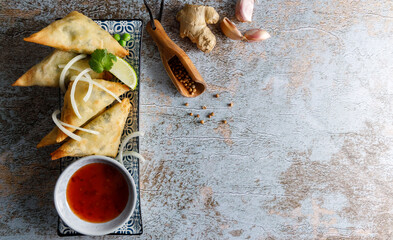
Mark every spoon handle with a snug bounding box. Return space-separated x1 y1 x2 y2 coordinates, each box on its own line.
146 19 206 98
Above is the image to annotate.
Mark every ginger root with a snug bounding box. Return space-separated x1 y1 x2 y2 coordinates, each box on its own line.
176 4 219 53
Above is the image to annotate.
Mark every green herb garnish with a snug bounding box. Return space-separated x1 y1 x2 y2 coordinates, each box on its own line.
89 49 117 73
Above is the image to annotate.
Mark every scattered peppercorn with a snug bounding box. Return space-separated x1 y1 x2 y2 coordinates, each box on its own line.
228 102 233 107
202 106 207 109
222 120 227 124
185 103 189 106
196 114 200 118
211 112 215 116
208 115 212 118
169 56 196 95
215 94 219 98
200 120 205 124
189 113 193 116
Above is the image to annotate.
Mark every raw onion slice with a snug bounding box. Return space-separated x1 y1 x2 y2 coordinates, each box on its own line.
70 68 92 119
82 73 93 102
70 76 121 103
58 64 84 72
123 151 146 163
117 131 145 164
59 64 93 102
52 110 81 142
59 54 86 92
58 119 99 135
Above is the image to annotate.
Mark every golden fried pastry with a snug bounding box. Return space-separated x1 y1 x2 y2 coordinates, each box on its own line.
56 79 129 143
24 11 128 57
51 98 131 160
12 50 106 87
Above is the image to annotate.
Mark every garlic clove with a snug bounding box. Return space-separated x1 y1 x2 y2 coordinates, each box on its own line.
244 29 271 42
236 0 254 22
220 17 245 41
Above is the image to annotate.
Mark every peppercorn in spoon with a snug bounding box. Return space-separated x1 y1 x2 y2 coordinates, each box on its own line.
144 0 207 97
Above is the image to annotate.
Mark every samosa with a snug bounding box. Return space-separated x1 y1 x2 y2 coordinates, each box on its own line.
24 11 128 57
12 50 106 87
51 98 131 160
36 79 129 147
37 128 59 148
57 79 129 143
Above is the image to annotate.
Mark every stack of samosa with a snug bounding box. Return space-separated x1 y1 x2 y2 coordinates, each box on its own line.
15 11 132 160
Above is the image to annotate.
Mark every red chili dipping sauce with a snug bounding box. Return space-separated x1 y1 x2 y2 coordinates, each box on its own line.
66 163 129 223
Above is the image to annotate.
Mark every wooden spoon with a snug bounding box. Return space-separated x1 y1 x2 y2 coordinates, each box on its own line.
146 20 206 98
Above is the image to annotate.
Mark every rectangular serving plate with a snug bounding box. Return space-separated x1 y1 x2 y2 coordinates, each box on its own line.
57 19 143 236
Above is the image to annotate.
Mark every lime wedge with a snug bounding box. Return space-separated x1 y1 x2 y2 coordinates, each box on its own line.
109 57 138 90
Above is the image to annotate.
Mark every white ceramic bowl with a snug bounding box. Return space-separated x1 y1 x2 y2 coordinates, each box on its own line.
54 155 136 236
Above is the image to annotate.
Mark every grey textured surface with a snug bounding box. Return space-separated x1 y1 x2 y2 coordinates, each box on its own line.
1 0 393 239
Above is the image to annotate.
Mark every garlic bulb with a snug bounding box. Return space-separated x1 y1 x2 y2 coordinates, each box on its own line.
244 29 271 42
236 0 254 22
220 17 245 41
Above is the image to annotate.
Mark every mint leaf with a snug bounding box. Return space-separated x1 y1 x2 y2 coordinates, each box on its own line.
89 49 117 73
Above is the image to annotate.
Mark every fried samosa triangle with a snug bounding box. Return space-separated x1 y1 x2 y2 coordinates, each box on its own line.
24 11 128 57
56 79 129 143
37 127 59 148
12 50 106 87
51 98 131 160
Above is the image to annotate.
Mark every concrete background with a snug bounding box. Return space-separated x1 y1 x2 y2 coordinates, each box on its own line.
1 0 393 239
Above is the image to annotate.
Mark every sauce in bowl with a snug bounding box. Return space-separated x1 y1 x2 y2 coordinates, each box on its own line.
66 162 129 223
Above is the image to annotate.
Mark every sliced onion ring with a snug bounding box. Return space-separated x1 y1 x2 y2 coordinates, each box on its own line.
70 76 121 103
123 151 146 163
58 64 84 72
59 54 86 92
117 131 145 165
70 68 92 119
57 119 99 135
59 64 93 102
52 110 81 142
82 74 93 102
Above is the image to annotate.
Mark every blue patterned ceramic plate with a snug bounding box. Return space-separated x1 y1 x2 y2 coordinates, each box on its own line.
58 19 143 236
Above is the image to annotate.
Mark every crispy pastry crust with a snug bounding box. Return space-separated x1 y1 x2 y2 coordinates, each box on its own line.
24 11 128 57
51 98 131 160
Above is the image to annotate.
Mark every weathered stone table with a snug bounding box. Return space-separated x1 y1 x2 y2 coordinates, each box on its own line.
1 0 393 239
